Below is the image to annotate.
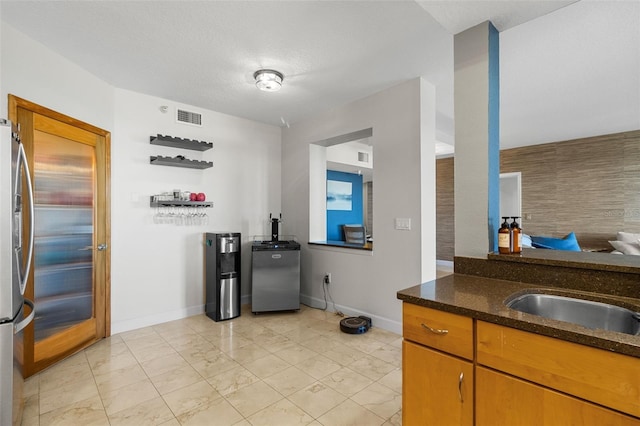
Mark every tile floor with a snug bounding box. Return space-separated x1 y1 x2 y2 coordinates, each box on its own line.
22 305 402 425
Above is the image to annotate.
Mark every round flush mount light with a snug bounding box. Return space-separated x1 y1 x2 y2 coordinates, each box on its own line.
253 69 284 92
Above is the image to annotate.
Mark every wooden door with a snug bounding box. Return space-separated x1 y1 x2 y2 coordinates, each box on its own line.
403 340 473 426
9 95 111 376
476 366 639 425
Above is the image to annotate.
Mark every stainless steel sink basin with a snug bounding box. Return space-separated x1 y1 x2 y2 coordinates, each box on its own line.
506 293 640 335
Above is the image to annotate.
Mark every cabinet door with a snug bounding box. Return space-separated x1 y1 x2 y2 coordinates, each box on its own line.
476 366 640 426
403 340 473 426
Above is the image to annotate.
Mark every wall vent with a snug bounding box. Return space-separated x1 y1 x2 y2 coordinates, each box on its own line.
358 152 369 163
176 109 202 127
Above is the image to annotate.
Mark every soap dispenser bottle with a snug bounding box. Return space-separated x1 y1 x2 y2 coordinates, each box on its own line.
498 217 511 254
510 216 522 254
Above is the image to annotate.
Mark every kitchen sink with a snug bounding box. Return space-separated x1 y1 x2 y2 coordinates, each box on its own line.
506 293 640 336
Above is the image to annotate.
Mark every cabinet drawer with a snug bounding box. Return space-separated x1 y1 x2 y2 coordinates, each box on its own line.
477 321 640 418
403 303 473 360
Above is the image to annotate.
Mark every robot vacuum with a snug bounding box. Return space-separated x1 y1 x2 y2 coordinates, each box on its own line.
339 316 372 334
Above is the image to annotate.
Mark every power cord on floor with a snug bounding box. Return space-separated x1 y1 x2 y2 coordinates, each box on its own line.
323 278 344 317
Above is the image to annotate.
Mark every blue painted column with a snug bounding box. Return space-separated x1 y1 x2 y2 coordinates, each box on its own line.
454 22 500 258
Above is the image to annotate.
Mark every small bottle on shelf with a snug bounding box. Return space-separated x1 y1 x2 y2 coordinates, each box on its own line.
510 216 522 254
498 217 511 254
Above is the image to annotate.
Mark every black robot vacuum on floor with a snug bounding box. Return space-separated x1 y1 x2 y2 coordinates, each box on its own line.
340 316 372 334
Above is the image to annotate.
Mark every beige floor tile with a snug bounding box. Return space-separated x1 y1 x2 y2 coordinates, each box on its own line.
39 361 93 394
85 341 132 367
39 395 109 426
262 366 317 397
322 344 367 366
32 305 405 426
176 396 243 426
299 335 341 353
119 326 158 342
246 398 314 425
162 380 222 417
129 340 177 364
89 350 139 377
347 354 396 381
224 381 283 418
22 392 39 419
378 368 402 394
123 332 166 353
149 364 203 395
94 363 149 395
213 334 253 353
273 343 317 365
101 378 159 415
295 354 342 380
140 352 189 377
369 344 402 367
288 381 347 418
225 344 271 365
384 409 402 426
351 382 402 420
320 367 374 397
206 365 260 396
107 396 175 426
178 344 226 365
316 399 385 426
243 353 291 379
189 351 239 379
39 376 100 414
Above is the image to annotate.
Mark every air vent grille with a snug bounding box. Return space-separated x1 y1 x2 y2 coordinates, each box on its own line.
176 109 202 126
358 152 369 162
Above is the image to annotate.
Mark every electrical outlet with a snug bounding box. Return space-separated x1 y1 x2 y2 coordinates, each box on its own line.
324 273 332 284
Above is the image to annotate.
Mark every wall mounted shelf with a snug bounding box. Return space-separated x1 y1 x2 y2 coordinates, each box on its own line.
150 156 213 169
150 197 213 208
150 134 213 151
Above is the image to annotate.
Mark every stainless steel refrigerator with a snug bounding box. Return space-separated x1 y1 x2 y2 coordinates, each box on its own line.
0 119 35 426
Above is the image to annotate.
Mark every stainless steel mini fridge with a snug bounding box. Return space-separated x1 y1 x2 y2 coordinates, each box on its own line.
204 233 241 321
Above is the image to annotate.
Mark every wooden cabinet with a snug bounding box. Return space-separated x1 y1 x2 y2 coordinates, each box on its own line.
477 321 640 419
403 341 473 426
402 302 640 425
402 304 474 425
476 366 639 426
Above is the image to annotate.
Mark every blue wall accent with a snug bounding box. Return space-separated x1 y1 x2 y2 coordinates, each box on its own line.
487 22 500 253
326 170 363 241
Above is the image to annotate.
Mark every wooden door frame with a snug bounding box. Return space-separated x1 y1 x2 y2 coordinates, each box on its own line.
8 94 111 375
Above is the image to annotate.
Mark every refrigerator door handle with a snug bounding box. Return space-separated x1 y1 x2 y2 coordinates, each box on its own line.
14 298 34 334
15 143 34 296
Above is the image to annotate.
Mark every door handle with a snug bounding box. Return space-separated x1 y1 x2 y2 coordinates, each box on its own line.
97 243 108 251
458 372 464 403
14 298 35 334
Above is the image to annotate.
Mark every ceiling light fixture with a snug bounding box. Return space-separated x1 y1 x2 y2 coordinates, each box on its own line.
254 69 284 92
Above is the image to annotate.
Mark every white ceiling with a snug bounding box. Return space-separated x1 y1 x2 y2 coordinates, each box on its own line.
1 1 639 151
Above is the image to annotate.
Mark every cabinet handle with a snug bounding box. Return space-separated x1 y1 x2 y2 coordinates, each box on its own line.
458 372 464 403
420 323 449 335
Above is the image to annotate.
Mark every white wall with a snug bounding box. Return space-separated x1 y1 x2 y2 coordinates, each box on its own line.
0 23 114 132
111 90 281 333
282 78 436 334
1 23 282 334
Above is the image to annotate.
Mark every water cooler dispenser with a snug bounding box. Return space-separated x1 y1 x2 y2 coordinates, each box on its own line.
205 232 241 321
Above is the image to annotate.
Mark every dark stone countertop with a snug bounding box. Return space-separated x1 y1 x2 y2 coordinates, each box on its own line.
397 273 640 358
488 248 640 274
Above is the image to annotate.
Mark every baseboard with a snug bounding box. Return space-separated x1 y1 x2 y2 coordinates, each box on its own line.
300 293 402 335
111 304 204 335
436 259 454 268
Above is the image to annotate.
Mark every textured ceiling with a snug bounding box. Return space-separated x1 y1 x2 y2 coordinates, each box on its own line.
1 1 638 150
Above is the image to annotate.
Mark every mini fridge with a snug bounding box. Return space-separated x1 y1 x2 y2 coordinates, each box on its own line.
205 233 241 321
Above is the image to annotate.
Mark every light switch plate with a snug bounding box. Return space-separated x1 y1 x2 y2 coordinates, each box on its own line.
395 218 411 230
